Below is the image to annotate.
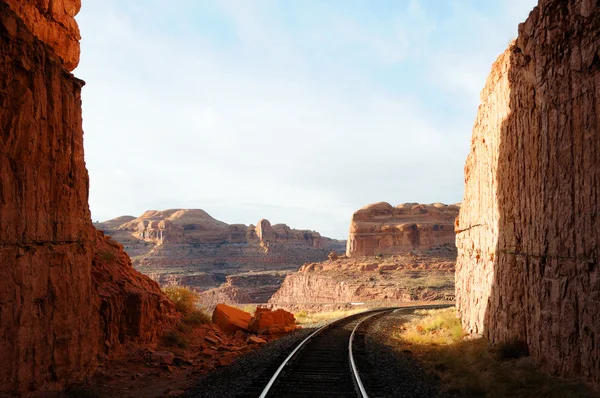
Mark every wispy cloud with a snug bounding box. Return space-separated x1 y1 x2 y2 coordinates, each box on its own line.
77 0 538 239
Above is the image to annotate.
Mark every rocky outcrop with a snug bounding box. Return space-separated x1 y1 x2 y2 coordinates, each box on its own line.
4 0 81 70
346 202 459 257
103 209 329 249
93 230 176 355
95 209 345 302
270 255 455 309
456 0 600 385
0 3 175 394
198 271 291 305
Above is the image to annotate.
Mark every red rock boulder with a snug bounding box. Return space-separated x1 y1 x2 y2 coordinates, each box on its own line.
212 304 252 334
248 308 296 334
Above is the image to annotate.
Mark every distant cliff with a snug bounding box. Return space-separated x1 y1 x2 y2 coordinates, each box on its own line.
346 202 459 257
95 209 346 296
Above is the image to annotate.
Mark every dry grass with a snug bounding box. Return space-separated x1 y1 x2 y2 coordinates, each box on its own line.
163 285 200 314
394 308 599 398
163 285 211 331
294 308 365 325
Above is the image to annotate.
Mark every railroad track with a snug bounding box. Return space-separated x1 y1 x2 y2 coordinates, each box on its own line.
237 305 449 398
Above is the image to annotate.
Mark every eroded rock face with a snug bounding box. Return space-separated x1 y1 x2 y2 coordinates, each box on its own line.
456 0 600 384
4 0 81 70
0 3 176 394
0 3 95 393
93 230 176 355
95 209 345 301
346 202 459 257
269 255 455 308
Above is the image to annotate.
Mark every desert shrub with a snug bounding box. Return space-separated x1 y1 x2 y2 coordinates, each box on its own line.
160 330 188 349
183 309 211 326
163 286 199 314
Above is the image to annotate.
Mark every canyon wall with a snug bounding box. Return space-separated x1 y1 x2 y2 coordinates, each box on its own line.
0 2 96 392
269 255 455 309
0 2 175 394
346 202 459 257
455 0 600 384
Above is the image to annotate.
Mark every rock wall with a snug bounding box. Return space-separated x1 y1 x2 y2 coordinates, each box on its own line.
0 3 96 393
455 0 600 384
0 2 175 394
4 0 81 70
270 255 455 308
346 202 459 257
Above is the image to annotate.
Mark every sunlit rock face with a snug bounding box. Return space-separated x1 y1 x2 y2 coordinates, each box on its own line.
456 0 600 385
346 202 459 257
0 2 95 393
95 209 345 296
0 2 175 394
4 0 81 70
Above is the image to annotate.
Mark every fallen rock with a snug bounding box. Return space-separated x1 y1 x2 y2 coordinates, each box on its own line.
248 308 296 334
211 304 252 334
248 336 267 344
151 351 175 365
233 330 247 341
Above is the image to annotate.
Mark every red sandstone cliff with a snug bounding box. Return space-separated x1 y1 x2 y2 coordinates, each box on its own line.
346 202 459 257
456 0 600 385
0 2 175 395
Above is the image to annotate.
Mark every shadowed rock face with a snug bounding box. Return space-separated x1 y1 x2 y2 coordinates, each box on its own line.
0 2 175 394
346 202 460 257
0 3 96 392
456 0 600 385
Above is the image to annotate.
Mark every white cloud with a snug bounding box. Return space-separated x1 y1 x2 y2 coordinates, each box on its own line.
77 1 530 239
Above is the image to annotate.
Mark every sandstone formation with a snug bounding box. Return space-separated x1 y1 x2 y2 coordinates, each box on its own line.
197 271 291 305
4 0 81 70
211 304 296 335
95 209 346 302
93 230 176 354
455 0 600 384
270 254 455 310
0 3 175 394
212 304 252 334
346 202 459 257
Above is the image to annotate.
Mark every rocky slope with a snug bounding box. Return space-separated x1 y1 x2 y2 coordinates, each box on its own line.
346 202 459 257
269 254 455 311
0 2 175 395
95 209 346 300
456 0 600 385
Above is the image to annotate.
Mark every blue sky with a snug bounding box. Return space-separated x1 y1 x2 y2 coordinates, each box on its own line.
76 0 537 239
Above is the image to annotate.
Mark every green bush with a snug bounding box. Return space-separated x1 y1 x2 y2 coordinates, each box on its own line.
163 285 199 314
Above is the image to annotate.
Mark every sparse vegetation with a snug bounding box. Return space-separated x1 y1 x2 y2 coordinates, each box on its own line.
294 308 365 325
163 285 200 314
183 309 211 326
394 307 598 397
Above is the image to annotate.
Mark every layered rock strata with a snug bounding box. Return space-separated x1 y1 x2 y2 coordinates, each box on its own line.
455 0 600 384
270 255 455 309
346 202 459 257
0 2 175 394
95 209 346 299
